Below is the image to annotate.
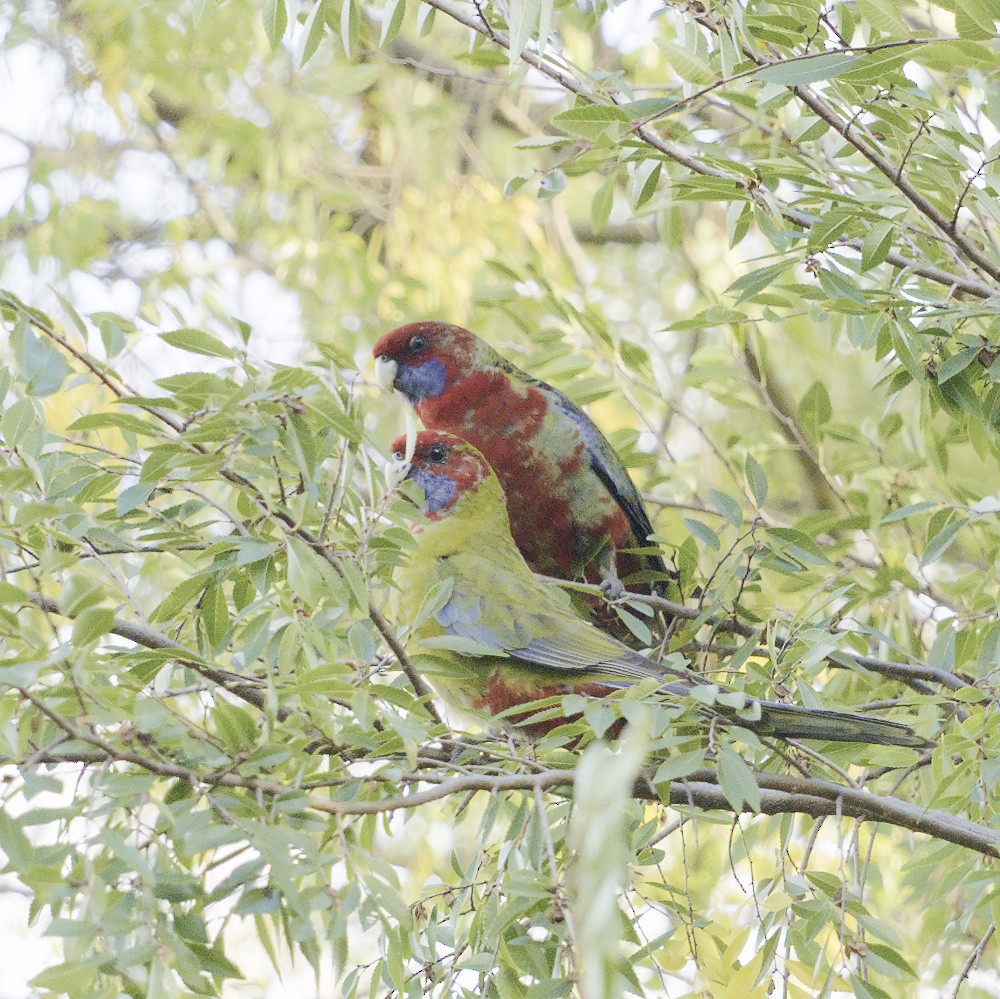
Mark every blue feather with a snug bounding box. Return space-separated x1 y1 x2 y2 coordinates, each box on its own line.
397 359 447 402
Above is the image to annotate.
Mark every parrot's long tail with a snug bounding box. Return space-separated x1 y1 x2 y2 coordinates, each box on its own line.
658 680 930 748
748 699 930 748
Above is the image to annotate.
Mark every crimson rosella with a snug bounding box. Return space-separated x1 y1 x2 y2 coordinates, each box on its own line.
390 430 927 748
374 321 671 600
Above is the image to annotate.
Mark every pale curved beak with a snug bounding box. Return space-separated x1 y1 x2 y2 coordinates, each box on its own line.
374 356 398 392
384 408 418 492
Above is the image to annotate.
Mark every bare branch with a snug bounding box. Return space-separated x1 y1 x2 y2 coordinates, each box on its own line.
949 924 996 998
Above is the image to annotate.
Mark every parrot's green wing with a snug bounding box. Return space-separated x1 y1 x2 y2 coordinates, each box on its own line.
433 552 675 683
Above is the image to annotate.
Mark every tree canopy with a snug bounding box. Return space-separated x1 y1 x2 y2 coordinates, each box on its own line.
1 0 999 996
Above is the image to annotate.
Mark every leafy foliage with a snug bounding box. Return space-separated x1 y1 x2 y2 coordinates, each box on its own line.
1 0 1000 995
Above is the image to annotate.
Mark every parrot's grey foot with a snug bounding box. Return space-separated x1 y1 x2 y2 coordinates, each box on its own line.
596 547 626 601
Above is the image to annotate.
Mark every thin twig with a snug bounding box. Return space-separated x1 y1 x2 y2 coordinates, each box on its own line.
950 924 996 998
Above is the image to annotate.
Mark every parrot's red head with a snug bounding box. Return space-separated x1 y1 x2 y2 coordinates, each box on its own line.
390 430 493 519
373 322 478 404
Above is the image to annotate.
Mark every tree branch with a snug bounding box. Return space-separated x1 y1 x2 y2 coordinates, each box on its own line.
537 575 973 692
25 592 276 714
790 85 1000 284
13 735 999 857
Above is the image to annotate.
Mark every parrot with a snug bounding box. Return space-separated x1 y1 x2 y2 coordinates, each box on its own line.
389 429 928 749
373 321 671 601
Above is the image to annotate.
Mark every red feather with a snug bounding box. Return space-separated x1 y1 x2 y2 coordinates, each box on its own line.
474 671 619 737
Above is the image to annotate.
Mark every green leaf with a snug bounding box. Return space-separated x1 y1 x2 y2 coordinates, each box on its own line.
506 0 541 65
380 0 405 45
159 328 235 359
412 577 455 629
620 97 678 120
709 488 742 528
653 750 706 785
856 0 908 34
860 220 894 272
937 344 982 384
683 518 721 551
304 392 363 444
673 176 748 202
850 974 895 999
30 961 98 995
0 810 34 872
755 52 859 86
920 517 966 568
340 0 361 61
200 582 229 647
348 619 376 661
538 168 566 199
262 0 287 48
416 2 434 35
726 260 792 302
235 540 279 566
213 698 258 750
117 481 155 517
591 174 616 234
954 0 997 40
880 501 938 524
69 412 161 437
717 746 760 812
551 104 629 140
570 718 650 997
839 46 919 82
329 63 380 95
299 0 328 66
94 313 130 358
11 318 70 397
286 537 349 607
745 454 768 506
0 582 28 606
71 607 116 645
1 397 39 446
918 38 996 71
799 380 832 438
655 40 714 84
152 575 210 623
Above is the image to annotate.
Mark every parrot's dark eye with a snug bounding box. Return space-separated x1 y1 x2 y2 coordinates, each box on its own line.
392 449 405 462
408 334 427 355
426 445 448 463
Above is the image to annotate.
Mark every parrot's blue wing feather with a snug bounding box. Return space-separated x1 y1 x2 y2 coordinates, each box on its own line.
435 593 506 651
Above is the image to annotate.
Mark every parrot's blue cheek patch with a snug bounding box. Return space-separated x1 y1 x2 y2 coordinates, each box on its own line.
410 468 457 515
397 359 446 402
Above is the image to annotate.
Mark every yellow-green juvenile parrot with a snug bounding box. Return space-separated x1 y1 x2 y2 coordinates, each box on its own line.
391 430 927 748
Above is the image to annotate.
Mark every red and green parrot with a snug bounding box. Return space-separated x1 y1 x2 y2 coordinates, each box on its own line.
374 321 670 600
390 430 927 748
